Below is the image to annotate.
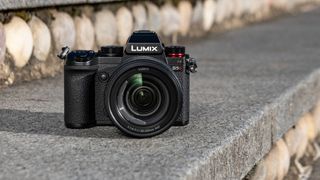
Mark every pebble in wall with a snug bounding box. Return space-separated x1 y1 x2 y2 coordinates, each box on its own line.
312 102 320 134
224 0 234 19
94 9 117 47
203 0 216 32
312 103 320 159
50 11 76 54
247 0 257 16
215 0 226 24
116 7 133 45
146 2 162 33
250 159 268 179
294 116 312 176
178 1 193 36
132 4 147 31
28 16 51 62
4 16 33 68
242 0 252 15
304 113 320 160
251 138 290 180
190 1 204 36
276 139 290 180
261 0 270 15
160 3 180 39
0 23 5 63
255 141 279 180
74 14 95 50
284 127 299 157
233 0 241 18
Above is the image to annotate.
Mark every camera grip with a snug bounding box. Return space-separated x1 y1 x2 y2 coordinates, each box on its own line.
64 69 96 128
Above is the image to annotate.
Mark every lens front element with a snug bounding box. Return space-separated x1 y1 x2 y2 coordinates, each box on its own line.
118 73 168 125
127 75 162 117
106 59 182 137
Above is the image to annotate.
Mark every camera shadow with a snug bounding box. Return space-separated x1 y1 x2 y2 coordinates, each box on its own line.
0 109 130 139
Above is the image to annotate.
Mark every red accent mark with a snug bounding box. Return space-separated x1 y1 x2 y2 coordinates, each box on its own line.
168 53 185 58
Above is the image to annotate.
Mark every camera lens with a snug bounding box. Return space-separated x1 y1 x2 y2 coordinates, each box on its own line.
118 73 169 125
128 84 160 116
105 58 182 137
125 73 161 117
134 88 153 107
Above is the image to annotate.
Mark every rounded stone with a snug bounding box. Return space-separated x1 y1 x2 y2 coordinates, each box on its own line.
74 14 95 50
284 128 298 156
203 0 216 31
275 139 290 180
28 16 51 62
295 115 309 159
312 102 320 134
253 139 290 180
0 23 5 63
305 112 317 141
242 0 251 14
234 0 244 18
248 0 259 15
262 144 279 180
191 1 204 34
132 4 147 31
160 3 180 36
116 7 133 45
222 0 231 19
215 0 227 24
4 16 33 68
50 11 76 53
178 1 192 36
146 2 162 32
94 9 117 46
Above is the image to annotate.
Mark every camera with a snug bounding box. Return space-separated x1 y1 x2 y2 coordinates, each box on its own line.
58 30 197 137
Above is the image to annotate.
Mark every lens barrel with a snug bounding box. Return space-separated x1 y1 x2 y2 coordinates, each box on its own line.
105 58 182 137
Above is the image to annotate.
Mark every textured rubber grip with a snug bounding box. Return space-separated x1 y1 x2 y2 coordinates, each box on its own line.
64 69 96 128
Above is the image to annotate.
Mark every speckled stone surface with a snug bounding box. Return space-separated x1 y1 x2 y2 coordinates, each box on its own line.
0 0 123 10
1 8 320 180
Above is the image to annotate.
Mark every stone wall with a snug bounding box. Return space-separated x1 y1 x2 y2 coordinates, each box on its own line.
246 102 320 179
0 0 319 87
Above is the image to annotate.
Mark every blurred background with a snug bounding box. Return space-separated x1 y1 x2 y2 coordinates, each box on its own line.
0 0 319 87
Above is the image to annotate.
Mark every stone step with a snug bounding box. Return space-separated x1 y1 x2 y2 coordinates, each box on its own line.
1 7 320 180
0 0 121 10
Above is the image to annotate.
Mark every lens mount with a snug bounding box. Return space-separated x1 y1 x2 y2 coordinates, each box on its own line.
105 57 182 137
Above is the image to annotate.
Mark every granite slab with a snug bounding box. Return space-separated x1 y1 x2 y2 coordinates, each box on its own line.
1 8 320 180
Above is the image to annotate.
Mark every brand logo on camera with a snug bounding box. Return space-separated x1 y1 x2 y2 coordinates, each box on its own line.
126 43 162 54
131 46 158 52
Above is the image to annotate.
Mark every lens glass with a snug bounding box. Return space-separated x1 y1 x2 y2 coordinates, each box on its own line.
126 73 161 117
106 60 183 137
116 72 170 126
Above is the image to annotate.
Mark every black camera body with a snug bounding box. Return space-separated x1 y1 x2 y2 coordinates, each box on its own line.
59 30 197 137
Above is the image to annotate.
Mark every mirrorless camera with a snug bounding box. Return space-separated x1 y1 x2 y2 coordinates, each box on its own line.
58 30 197 137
